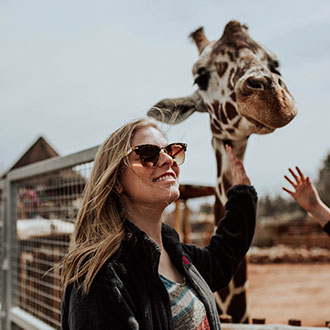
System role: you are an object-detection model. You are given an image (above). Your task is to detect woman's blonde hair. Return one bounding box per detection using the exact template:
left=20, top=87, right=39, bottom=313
left=61, top=117, right=160, bottom=294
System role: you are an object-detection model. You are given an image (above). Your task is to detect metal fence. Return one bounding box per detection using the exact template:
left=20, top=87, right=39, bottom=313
left=0, top=146, right=99, bottom=330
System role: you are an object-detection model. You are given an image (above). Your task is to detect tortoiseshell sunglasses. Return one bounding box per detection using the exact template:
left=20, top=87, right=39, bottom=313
left=129, top=143, right=187, bottom=168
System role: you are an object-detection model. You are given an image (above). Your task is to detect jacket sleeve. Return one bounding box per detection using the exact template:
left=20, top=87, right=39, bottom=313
left=323, top=221, right=330, bottom=237
left=181, top=185, right=257, bottom=292
left=61, top=269, right=139, bottom=330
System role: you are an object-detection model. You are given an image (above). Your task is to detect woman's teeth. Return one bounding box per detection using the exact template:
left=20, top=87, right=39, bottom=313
left=154, top=175, right=174, bottom=182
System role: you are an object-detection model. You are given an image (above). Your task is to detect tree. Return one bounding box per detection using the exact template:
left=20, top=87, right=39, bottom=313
left=199, top=202, right=213, bottom=215
left=316, top=151, right=330, bottom=207
left=258, top=194, right=301, bottom=217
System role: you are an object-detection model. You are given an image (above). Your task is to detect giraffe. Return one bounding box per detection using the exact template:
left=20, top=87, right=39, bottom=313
left=148, top=20, right=297, bottom=323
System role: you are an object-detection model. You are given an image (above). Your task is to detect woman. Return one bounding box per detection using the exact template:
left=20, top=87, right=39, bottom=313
left=283, top=166, right=330, bottom=236
left=61, top=118, right=257, bottom=330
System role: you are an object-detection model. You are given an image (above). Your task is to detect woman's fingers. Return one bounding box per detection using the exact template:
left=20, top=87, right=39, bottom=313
left=225, top=144, right=250, bottom=185
left=288, top=168, right=299, bottom=184
left=225, top=144, right=235, bottom=162
left=284, top=175, right=295, bottom=187
left=296, top=166, right=305, bottom=181
left=282, top=186, right=294, bottom=195
left=226, top=145, right=238, bottom=167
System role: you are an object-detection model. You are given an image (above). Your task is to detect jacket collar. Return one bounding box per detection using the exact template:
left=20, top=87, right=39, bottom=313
left=123, top=220, right=185, bottom=280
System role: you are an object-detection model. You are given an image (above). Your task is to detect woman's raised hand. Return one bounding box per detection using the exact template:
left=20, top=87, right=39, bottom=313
left=282, top=166, right=320, bottom=213
left=225, top=145, right=251, bottom=186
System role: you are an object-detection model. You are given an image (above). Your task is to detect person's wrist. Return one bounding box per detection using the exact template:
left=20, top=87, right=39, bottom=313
left=309, top=201, right=330, bottom=227
left=309, top=201, right=322, bottom=215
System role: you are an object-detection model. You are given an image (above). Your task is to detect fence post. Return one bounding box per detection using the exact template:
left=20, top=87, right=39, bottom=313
left=252, top=318, right=266, bottom=324
left=1, top=179, right=8, bottom=330
left=219, top=314, right=232, bottom=323
left=1, top=179, right=11, bottom=330
left=1, top=179, right=18, bottom=330
left=288, top=319, right=301, bottom=326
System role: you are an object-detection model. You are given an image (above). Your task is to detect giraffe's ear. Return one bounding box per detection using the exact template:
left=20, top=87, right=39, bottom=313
left=147, top=91, right=207, bottom=125
left=189, top=27, right=210, bottom=55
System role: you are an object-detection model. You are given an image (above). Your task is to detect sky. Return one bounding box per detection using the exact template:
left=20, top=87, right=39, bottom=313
left=2, top=0, right=330, bottom=198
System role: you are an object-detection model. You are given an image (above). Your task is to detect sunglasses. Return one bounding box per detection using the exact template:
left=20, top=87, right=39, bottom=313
left=129, top=143, right=187, bottom=168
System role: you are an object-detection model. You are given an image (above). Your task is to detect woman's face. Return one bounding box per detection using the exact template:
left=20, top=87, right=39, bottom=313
left=117, top=126, right=180, bottom=209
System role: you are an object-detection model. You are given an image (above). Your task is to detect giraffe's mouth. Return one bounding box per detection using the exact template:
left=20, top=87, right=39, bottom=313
left=244, top=115, right=275, bottom=133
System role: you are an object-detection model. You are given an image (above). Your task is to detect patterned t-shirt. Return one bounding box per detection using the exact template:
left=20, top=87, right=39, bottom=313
left=160, top=275, right=210, bottom=330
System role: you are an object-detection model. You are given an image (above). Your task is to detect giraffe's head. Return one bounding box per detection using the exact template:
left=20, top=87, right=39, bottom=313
left=148, top=20, right=297, bottom=140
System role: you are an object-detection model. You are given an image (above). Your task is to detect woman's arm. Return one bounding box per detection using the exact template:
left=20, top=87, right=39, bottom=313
left=283, top=166, right=330, bottom=233
left=182, top=145, right=257, bottom=291
left=225, top=144, right=251, bottom=186
left=182, top=185, right=257, bottom=291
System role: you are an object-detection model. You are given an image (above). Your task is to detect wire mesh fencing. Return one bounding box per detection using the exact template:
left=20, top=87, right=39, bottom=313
left=1, top=147, right=97, bottom=330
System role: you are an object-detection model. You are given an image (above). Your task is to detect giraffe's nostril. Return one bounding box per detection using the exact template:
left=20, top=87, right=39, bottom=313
left=246, top=78, right=265, bottom=90
left=244, top=76, right=273, bottom=92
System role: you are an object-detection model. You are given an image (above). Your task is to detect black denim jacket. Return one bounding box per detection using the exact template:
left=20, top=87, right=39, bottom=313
left=61, top=185, right=257, bottom=330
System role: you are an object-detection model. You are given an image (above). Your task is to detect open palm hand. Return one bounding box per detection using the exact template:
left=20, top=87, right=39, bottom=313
left=283, top=167, right=320, bottom=213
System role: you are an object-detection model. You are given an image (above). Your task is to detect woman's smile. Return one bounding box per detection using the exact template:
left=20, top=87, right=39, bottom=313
left=153, top=171, right=177, bottom=183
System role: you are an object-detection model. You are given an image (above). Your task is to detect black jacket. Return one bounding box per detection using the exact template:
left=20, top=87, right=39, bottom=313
left=61, top=185, right=257, bottom=330
left=323, top=221, right=330, bottom=236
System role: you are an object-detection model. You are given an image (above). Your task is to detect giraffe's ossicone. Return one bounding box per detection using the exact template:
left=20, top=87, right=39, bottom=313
left=148, top=20, right=297, bottom=323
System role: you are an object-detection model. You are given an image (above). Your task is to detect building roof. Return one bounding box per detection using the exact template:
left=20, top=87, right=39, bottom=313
left=3, top=136, right=59, bottom=177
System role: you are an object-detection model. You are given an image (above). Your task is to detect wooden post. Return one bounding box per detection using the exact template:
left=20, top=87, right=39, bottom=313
left=205, top=218, right=214, bottom=245
left=288, top=319, right=301, bottom=326
left=183, top=201, right=191, bottom=244
left=219, top=314, right=232, bottom=323
left=252, top=318, right=266, bottom=324
left=173, top=200, right=183, bottom=240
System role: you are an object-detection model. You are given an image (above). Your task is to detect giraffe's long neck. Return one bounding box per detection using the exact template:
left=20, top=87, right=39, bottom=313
left=211, top=136, right=250, bottom=323
left=212, top=136, right=248, bottom=223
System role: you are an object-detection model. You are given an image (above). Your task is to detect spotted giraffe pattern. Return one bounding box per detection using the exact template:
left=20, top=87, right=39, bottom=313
left=148, top=20, right=297, bottom=323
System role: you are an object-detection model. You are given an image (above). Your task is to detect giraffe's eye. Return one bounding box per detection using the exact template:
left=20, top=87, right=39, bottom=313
left=194, top=69, right=210, bottom=91
left=269, top=62, right=281, bottom=76
left=270, top=66, right=281, bottom=76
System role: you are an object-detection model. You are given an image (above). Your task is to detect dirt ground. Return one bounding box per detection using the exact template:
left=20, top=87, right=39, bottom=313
left=248, top=263, right=330, bottom=327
